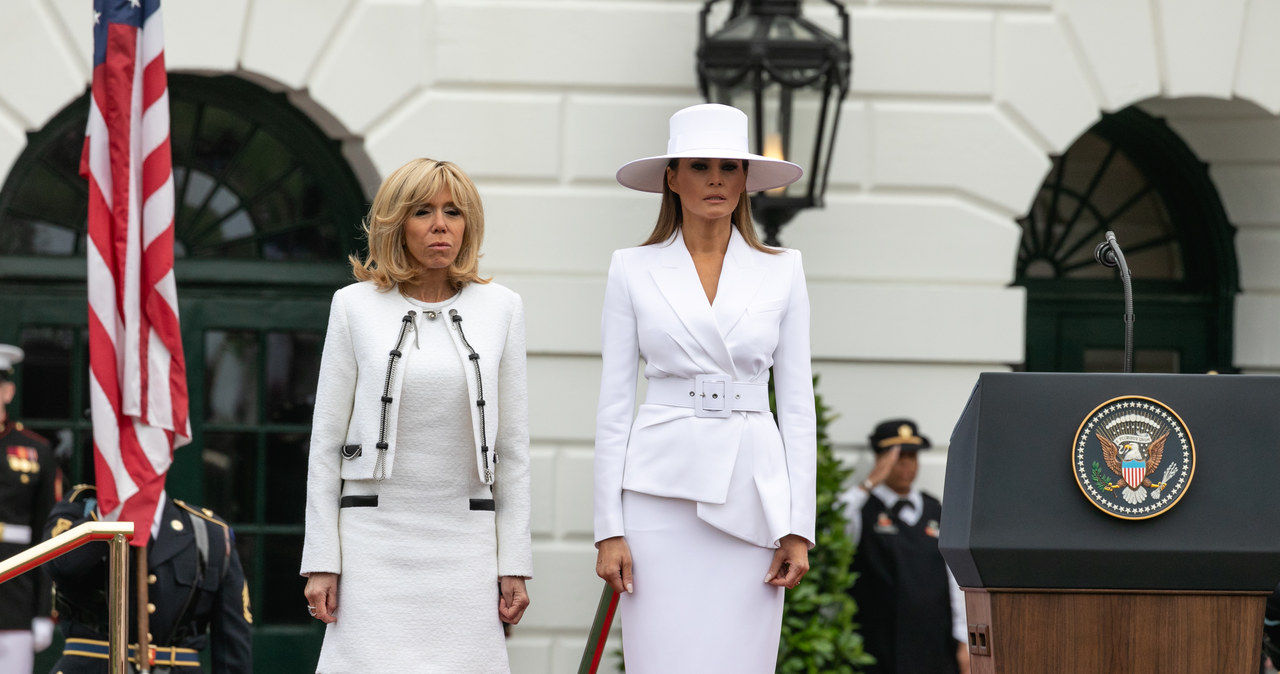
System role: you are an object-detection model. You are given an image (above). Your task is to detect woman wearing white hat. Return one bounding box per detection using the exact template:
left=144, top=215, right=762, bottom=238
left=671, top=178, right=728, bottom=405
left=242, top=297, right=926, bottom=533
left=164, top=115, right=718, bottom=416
left=594, top=104, right=817, bottom=672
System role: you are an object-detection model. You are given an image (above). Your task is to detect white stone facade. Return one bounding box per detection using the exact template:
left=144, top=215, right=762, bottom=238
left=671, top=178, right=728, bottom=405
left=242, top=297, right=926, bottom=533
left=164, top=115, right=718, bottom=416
left=5, top=0, right=1280, bottom=670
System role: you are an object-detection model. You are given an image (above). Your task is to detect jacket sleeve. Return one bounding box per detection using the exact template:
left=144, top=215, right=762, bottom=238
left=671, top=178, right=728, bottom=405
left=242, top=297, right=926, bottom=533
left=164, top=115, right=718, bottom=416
left=494, top=294, right=533, bottom=578
left=593, top=250, right=639, bottom=544
left=33, top=442, right=57, bottom=618
left=43, top=491, right=105, bottom=583
left=211, top=527, right=254, bottom=674
left=772, top=250, right=817, bottom=546
left=300, top=289, right=357, bottom=575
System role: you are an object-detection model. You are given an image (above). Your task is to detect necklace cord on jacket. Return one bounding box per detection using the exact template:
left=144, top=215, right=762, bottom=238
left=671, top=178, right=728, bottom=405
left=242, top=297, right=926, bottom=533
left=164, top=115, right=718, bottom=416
left=374, top=311, right=416, bottom=481
left=449, top=309, right=492, bottom=484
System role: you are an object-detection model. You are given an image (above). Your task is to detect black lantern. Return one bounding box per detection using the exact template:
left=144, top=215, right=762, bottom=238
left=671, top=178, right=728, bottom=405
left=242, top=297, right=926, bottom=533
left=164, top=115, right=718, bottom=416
left=697, top=0, right=852, bottom=246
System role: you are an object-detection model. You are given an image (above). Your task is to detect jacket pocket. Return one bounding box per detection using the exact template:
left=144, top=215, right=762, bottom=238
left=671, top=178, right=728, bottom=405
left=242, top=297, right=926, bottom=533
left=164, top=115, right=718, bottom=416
left=340, top=447, right=378, bottom=480
left=340, top=495, right=378, bottom=508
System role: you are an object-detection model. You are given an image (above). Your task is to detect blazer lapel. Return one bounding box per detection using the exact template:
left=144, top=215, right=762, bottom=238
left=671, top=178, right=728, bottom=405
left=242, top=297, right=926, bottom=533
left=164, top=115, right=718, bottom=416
left=148, top=500, right=190, bottom=567
left=712, top=228, right=765, bottom=338
left=649, top=233, right=736, bottom=375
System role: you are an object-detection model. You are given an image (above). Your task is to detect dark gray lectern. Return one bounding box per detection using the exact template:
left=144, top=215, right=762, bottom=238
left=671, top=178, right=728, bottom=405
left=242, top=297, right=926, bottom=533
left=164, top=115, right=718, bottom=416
left=941, top=372, right=1280, bottom=674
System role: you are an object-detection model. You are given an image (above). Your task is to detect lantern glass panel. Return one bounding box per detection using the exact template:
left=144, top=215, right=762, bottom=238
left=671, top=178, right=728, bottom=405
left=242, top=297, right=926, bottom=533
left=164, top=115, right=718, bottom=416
left=717, top=82, right=831, bottom=203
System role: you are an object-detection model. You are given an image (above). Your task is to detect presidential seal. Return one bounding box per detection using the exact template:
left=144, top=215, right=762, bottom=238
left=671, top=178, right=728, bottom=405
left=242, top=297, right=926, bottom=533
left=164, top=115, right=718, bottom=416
left=1072, top=396, right=1195, bottom=520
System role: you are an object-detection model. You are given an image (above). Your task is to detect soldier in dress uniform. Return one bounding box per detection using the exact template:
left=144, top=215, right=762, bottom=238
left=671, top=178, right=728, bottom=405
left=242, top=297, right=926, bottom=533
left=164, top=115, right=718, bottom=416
left=0, top=344, right=57, bottom=673
left=841, top=419, right=969, bottom=674
left=42, top=484, right=253, bottom=673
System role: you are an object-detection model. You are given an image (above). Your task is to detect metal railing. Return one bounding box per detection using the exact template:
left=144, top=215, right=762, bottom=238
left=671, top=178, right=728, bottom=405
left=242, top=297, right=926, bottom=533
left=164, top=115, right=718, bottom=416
left=0, top=521, right=134, bottom=674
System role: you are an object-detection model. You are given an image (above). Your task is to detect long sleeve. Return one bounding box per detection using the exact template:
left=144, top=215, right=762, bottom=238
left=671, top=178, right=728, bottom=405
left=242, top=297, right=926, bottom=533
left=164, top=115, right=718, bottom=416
left=841, top=485, right=870, bottom=544
left=32, top=443, right=56, bottom=618
left=494, top=295, right=533, bottom=577
left=593, top=250, right=640, bottom=544
left=212, top=531, right=254, bottom=674
left=44, top=493, right=105, bottom=582
left=772, top=250, right=817, bottom=545
left=948, top=565, right=968, bottom=643
left=300, top=289, right=358, bottom=575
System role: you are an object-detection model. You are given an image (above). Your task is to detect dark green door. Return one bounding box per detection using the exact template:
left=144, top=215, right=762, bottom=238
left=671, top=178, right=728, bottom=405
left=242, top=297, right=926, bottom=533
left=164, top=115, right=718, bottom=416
left=182, top=294, right=333, bottom=670
left=1026, top=297, right=1220, bottom=373
left=5, top=289, right=338, bottom=673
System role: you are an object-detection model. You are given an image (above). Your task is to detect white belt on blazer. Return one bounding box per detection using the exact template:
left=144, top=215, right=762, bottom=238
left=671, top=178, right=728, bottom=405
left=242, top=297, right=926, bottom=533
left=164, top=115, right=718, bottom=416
left=645, top=375, right=770, bottom=418
left=0, top=523, right=32, bottom=544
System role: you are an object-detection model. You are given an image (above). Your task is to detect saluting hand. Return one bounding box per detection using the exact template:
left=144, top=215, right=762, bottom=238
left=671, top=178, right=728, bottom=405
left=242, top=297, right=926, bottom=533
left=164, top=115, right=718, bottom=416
left=764, top=534, right=809, bottom=589
left=304, top=572, right=340, bottom=624
left=499, top=576, right=530, bottom=625
left=863, top=446, right=901, bottom=490
left=595, top=536, right=634, bottom=595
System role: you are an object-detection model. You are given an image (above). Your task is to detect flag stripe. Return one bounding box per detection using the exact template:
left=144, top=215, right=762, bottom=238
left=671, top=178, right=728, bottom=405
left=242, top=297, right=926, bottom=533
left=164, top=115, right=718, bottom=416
left=84, top=0, right=187, bottom=548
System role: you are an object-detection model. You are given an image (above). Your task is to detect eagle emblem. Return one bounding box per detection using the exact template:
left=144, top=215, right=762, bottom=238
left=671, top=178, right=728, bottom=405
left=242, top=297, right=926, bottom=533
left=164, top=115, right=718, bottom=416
left=1097, top=430, right=1169, bottom=504
left=1072, top=396, right=1195, bottom=520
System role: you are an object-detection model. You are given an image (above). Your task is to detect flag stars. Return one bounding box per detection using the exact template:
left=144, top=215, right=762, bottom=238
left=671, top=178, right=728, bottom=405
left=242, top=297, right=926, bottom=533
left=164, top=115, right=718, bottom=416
left=129, top=0, right=142, bottom=7
left=94, top=10, right=101, bottom=24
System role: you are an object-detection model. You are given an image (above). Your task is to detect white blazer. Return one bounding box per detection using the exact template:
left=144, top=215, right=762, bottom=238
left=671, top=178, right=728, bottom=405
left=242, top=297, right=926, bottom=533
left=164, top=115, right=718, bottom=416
left=300, top=280, right=533, bottom=577
left=593, top=228, right=817, bottom=549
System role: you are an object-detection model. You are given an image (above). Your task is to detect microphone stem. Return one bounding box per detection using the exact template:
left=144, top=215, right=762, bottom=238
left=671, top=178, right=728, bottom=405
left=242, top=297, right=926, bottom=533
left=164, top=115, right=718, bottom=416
left=1123, top=304, right=1134, bottom=374
left=1115, top=239, right=1134, bottom=374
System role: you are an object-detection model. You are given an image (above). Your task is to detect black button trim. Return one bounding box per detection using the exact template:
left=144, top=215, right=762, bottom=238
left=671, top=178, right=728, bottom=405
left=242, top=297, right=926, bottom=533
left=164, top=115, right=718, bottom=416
left=469, top=499, right=496, bottom=511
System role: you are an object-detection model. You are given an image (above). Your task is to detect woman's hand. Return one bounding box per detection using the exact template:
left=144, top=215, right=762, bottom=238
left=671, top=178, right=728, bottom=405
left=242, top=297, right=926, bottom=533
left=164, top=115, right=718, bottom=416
left=765, top=534, right=809, bottom=588
left=304, top=572, right=339, bottom=624
left=595, top=536, right=634, bottom=594
left=499, top=576, right=530, bottom=625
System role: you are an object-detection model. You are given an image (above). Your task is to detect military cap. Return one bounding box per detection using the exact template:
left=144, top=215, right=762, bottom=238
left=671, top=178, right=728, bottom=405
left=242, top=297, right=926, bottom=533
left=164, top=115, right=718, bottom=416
left=0, top=344, right=23, bottom=381
left=868, top=418, right=932, bottom=454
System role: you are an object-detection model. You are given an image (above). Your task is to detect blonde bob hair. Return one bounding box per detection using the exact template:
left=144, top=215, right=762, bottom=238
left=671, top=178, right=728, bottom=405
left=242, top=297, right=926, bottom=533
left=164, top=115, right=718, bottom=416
left=640, top=159, right=778, bottom=254
left=350, top=158, right=489, bottom=290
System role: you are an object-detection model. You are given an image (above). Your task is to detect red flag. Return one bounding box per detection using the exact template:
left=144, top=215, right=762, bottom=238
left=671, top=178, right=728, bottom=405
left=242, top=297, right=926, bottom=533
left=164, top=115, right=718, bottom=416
left=81, top=0, right=189, bottom=547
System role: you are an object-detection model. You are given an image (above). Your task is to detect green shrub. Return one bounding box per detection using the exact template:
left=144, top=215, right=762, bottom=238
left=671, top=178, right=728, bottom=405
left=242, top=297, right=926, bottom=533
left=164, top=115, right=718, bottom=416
left=776, top=377, right=874, bottom=673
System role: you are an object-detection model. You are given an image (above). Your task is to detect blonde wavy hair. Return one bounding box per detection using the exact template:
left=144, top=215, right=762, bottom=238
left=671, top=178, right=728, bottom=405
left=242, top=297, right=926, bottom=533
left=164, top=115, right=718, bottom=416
left=640, top=159, right=778, bottom=254
left=350, top=158, right=490, bottom=290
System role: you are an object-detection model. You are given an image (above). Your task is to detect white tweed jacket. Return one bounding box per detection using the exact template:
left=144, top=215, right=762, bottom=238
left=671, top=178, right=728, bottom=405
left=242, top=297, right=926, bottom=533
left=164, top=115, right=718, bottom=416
left=300, top=280, right=533, bottom=577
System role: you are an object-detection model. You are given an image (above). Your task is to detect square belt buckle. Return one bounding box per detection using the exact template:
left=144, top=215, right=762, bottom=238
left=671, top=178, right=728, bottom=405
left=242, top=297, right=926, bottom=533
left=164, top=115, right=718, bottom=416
left=693, top=374, right=732, bottom=418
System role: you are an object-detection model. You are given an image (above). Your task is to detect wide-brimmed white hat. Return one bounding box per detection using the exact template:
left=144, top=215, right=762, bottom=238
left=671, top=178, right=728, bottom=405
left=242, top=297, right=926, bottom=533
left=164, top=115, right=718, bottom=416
left=616, top=104, right=803, bottom=194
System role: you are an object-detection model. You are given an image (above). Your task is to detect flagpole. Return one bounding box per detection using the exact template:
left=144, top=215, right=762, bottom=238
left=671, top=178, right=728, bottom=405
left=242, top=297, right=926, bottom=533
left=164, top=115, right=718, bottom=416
left=577, top=585, right=620, bottom=674
left=136, top=546, right=150, bottom=673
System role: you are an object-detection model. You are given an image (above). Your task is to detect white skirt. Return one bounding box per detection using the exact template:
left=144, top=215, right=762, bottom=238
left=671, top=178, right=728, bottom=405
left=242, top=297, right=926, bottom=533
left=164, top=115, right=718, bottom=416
left=619, top=490, right=784, bottom=674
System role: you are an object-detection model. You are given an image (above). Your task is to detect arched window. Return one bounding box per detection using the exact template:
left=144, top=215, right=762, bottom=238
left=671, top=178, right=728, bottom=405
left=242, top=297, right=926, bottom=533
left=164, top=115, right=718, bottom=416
left=1016, top=107, right=1238, bottom=373
left=0, top=75, right=365, bottom=263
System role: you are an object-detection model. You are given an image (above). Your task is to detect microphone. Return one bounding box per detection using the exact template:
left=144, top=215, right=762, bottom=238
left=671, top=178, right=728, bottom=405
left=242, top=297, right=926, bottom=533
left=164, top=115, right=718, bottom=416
left=1094, top=235, right=1119, bottom=268
left=1094, top=231, right=1134, bottom=373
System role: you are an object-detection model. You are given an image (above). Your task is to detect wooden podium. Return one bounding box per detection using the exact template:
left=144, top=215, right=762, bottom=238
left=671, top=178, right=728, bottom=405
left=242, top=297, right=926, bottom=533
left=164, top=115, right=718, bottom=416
left=940, top=373, right=1280, bottom=674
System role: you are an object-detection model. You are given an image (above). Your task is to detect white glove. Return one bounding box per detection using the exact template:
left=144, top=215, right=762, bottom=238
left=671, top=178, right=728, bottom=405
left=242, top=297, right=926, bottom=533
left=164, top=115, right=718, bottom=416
left=31, top=617, right=54, bottom=652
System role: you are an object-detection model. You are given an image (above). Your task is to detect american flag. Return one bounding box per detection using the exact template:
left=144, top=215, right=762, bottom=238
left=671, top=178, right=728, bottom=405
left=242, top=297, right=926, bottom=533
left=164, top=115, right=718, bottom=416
left=81, top=0, right=189, bottom=547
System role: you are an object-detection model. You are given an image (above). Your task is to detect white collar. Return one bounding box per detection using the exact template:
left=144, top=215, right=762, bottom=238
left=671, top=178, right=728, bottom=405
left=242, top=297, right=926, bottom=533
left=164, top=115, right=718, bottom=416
left=871, top=484, right=921, bottom=513
left=151, top=490, right=166, bottom=540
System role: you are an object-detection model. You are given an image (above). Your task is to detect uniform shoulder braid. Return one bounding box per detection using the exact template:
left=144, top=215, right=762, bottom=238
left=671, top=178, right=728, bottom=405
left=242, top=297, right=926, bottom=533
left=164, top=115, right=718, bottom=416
left=172, top=499, right=231, bottom=534
left=66, top=484, right=97, bottom=503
